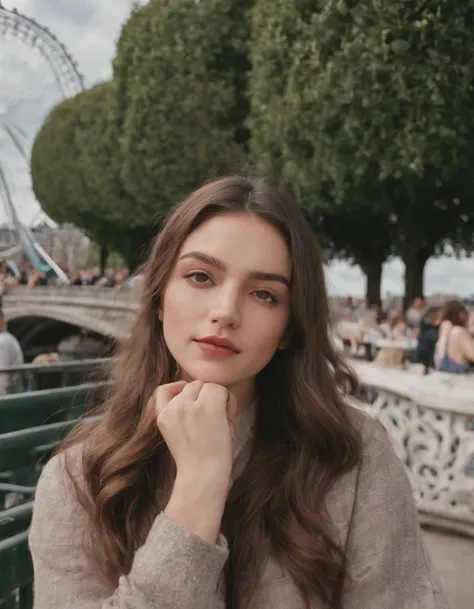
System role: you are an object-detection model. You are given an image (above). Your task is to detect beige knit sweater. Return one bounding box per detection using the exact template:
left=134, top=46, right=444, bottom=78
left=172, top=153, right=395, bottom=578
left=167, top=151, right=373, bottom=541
left=29, top=406, right=448, bottom=609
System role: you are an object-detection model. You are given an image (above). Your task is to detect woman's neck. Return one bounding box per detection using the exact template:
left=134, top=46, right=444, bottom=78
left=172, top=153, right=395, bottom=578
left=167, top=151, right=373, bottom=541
left=229, top=378, right=257, bottom=415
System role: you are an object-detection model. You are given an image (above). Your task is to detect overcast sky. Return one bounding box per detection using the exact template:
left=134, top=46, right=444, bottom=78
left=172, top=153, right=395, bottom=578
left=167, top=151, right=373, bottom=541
left=0, top=0, right=473, bottom=297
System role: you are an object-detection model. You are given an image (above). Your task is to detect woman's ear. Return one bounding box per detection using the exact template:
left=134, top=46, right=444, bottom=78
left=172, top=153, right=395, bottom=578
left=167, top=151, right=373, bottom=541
left=158, top=308, right=163, bottom=321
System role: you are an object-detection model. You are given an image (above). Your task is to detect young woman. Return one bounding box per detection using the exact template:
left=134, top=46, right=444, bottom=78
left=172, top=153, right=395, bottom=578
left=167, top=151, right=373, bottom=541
left=374, top=308, right=408, bottom=368
left=435, top=300, right=474, bottom=373
left=29, top=176, right=447, bottom=609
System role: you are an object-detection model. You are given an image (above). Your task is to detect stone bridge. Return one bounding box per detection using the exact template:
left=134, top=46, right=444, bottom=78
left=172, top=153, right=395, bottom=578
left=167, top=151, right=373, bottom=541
left=3, top=286, right=140, bottom=341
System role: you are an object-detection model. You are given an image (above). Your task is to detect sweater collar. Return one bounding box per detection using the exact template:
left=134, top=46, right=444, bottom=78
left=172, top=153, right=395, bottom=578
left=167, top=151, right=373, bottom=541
left=232, top=401, right=256, bottom=460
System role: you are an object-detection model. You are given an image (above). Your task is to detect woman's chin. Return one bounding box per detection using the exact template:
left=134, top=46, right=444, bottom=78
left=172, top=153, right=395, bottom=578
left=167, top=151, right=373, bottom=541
left=177, top=362, right=237, bottom=387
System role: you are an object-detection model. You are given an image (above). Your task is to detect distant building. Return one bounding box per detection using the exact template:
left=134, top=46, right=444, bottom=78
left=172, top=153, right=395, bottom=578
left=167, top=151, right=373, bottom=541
left=31, top=223, right=90, bottom=270
left=0, top=222, right=90, bottom=270
left=0, top=224, right=17, bottom=249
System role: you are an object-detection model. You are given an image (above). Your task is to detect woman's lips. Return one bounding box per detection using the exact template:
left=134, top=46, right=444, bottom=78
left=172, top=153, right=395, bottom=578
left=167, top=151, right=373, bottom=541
left=194, top=339, right=239, bottom=357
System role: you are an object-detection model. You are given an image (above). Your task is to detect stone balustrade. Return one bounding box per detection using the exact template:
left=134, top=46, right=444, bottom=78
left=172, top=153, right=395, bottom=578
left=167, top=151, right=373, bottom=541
left=352, top=360, right=474, bottom=536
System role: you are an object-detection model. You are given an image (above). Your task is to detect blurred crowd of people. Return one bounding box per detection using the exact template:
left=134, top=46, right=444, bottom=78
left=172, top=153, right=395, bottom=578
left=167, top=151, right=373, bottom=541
left=0, top=258, right=134, bottom=292
left=337, top=296, right=474, bottom=374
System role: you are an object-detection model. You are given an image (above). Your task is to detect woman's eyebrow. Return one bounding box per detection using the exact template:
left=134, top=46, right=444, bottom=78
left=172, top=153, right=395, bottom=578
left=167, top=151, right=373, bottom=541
left=179, top=251, right=291, bottom=288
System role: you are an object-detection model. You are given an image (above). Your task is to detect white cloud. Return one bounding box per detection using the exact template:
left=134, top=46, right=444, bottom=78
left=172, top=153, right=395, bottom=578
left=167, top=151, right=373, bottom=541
left=0, top=0, right=141, bottom=224
left=1, top=1, right=472, bottom=295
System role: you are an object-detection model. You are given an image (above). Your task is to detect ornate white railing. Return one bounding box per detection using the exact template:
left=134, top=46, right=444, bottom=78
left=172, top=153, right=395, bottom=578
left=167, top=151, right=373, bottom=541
left=352, top=360, right=474, bottom=536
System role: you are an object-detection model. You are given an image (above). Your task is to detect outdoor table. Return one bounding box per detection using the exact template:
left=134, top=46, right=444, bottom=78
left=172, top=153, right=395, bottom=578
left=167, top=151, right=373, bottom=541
left=375, top=338, right=418, bottom=351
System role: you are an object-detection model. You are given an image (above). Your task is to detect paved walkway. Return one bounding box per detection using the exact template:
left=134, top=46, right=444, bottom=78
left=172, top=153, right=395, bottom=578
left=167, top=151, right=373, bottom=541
left=423, top=528, right=474, bottom=609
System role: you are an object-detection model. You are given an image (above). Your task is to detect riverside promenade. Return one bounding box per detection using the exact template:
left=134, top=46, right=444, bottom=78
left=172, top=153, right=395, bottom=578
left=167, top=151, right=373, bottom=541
left=424, top=528, right=474, bottom=608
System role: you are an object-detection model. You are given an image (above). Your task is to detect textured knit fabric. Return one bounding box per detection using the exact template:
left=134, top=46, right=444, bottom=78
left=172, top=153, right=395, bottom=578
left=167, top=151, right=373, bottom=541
left=29, top=406, right=448, bottom=609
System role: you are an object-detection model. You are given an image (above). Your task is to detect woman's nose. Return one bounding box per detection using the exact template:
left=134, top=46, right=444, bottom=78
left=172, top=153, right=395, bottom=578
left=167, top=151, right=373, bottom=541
left=209, top=291, right=241, bottom=329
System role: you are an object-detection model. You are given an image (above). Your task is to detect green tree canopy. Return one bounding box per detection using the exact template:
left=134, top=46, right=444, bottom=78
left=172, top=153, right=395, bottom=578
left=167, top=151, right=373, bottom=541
left=30, top=94, right=110, bottom=247
left=316, top=199, right=396, bottom=306
left=32, top=0, right=253, bottom=269
left=74, top=81, right=156, bottom=268
left=31, top=83, right=154, bottom=269
left=250, top=0, right=474, bottom=301
left=112, top=0, right=251, bottom=211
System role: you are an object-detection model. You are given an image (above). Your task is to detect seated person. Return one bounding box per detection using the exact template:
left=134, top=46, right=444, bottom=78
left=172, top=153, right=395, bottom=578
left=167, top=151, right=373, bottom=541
left=435, top=300, right=474, bottom=373
left=405, top=297, right=425, bottom=337
left=378, top=308, right=406, bottom=339
left=375, top=309, right=407, bottom=367
left=412, top=307, right=442, bottom=369
left=468, top=311, right=474, bottom=337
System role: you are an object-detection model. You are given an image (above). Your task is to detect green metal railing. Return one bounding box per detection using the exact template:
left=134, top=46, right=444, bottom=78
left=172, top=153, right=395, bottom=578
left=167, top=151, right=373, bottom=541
left=0, top=357, right=113, bottom=607
left=0, top=502, right=34, bottom=541
left=0, top=417, right=102, bottom=489
left=0, top=528, right=32, bottom=608
left=0, top=357, right=113, bottom=394
left=0, top=384, right=109, bottom=492
left=0, top=381, right=111, bottom=435
left=0, top=415, right=99, bottom=608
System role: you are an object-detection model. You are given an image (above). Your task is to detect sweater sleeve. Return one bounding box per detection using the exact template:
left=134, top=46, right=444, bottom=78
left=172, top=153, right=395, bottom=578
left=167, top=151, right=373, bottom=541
left=342, top=417, right=449, bottom=609
left=28, top=453, right=228, bottom=609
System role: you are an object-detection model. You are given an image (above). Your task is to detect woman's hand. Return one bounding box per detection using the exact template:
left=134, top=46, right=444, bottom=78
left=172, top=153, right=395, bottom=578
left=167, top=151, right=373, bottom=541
left=155, top=380, right=236, bottom=482
left=154, top=380, right=237, bottom=543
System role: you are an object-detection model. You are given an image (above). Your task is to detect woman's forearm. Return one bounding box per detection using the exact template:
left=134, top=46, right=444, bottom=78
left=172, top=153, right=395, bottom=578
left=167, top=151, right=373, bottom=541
left=164, top=471, right=229, bottom=544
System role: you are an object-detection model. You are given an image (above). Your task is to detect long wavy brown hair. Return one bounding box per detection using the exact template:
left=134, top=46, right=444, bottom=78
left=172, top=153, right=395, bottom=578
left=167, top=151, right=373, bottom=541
left=61, top=175, right=362, bottom=609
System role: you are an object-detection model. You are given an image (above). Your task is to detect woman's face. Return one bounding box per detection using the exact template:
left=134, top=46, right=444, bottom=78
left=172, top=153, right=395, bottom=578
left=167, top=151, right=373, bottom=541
left=161, top=211, right=292, bottom=403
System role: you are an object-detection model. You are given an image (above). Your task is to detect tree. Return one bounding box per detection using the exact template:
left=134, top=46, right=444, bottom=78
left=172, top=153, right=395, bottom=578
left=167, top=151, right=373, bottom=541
left=250, top=0, right=474, bottom=302
left=112, top=0, right=251, bottom=212
left=32, top=1, right=254, bottom=269
left=31, top=95, right=110, bottom=249
left=31, top=84, right=152, bottom=270
left=248, top=0, right=396, bottom=303
left=74, top=81, right=156, bottom=269
left=85, top=243, right=125, bottom=270
left=315, top=196, right=395, bottom=306
left=300, top=169, right=397, bottom=305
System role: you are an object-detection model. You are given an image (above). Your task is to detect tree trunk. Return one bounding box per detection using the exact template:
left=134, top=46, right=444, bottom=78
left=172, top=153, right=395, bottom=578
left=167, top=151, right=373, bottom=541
left=99, top=245, right=109, bottom=276
left=402, top=248, right=432, bottom=308
left=362, top=262, right=382, bottom=307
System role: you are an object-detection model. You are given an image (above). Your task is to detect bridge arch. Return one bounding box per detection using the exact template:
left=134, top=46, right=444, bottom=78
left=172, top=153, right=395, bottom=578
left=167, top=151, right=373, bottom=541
left=4, top=310, right=119, bottom=362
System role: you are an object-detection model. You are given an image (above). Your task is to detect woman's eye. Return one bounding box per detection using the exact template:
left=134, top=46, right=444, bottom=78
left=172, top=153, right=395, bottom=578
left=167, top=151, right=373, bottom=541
left=185, top=272, right=211, bottom=284
left=254, top=290, right=277, bottom=304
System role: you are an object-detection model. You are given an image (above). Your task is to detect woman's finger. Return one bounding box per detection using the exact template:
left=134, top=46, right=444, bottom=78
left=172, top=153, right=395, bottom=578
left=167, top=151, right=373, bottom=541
left=179, top=380, right=205, bottom=402
left=155, top=380, right=187, bottom=415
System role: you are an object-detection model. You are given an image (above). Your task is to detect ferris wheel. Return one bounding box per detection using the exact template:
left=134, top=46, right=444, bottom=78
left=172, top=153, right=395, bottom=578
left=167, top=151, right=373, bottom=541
left=0, top=2, right=85, bottom=281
